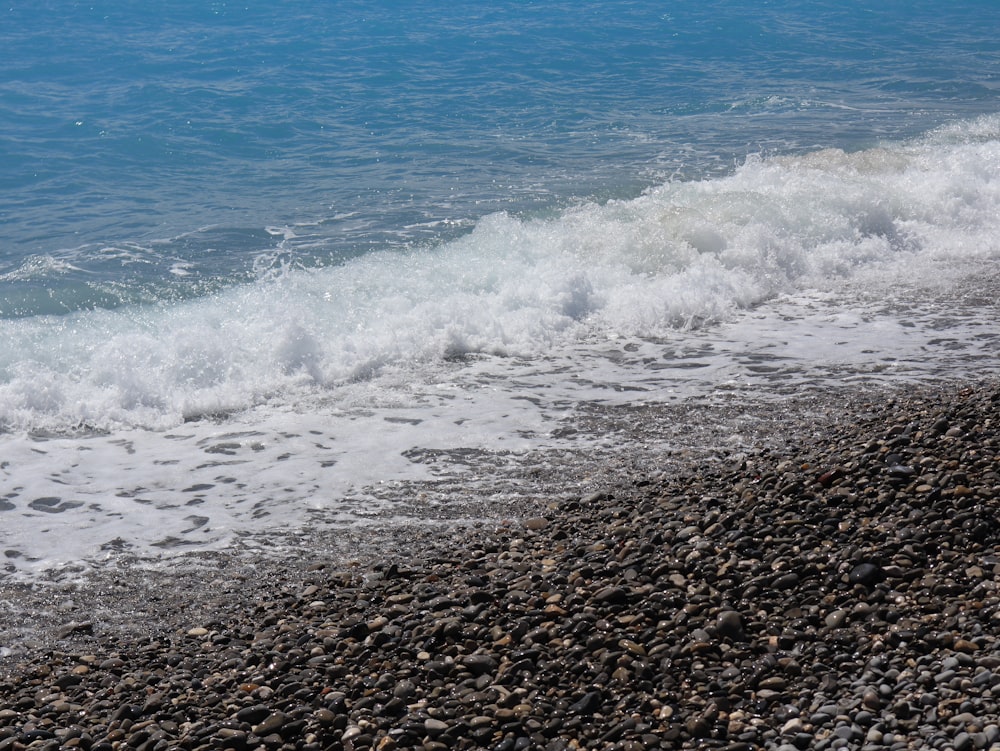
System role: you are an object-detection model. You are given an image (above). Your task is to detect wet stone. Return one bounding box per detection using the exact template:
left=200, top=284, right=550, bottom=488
left=849, top=562, right=885, bottom=586
left=825, top=609, right=849, bottom=628
left=252, top=712, right=288, bottom=736
left=591, top=587, right=628, bottom=605
left=462, top=654, right=497, bottom=676
left=716, top=610, right=745, bottom=640
left=424, top=719, right=449, bottom=736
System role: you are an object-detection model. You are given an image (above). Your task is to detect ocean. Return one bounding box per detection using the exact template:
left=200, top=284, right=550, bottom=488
left=1, top=1, right=999, bottom=581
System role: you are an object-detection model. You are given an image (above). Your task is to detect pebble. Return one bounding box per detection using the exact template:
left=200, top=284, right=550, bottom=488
left=424, top=719, right=449, bottom=736
left=522, top=517, right=549, bottom=531
left=252, top=712, right=287, bottom=736
left=826, top=610, right=849, bottom=629
left=781, top=718, right=805, bottom=735
left=716, top=610, right=745, bottom=640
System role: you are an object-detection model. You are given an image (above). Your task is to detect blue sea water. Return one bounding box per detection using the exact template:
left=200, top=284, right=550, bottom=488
left=1, top=1, right=1000, bottom=578
left=3, top=1, right=997, bottom=312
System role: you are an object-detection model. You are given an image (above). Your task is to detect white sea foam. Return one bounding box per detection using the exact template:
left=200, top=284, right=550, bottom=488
left=0, top=255, right=82, bottom=282
left=2, top=117, right=999, bottom=577
left=7, top=121, right=1000, bottom=430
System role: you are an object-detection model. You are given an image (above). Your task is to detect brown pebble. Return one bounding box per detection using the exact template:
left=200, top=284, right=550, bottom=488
left=862, top=689, right=881, bottom=709
left=314, top=708, right=337, bottom=724
left=619, top=639, right=646, bottom=656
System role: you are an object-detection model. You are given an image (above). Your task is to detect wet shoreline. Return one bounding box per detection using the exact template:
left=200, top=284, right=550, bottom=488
left=2, top=379, right=999, bottom=749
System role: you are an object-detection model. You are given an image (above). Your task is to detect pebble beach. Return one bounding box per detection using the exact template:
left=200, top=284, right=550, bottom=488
left=2, top=379, right=1000, bottom=751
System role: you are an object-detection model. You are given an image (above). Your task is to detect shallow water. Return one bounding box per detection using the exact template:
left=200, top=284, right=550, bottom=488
left=3, top=255, right=999, bottom=580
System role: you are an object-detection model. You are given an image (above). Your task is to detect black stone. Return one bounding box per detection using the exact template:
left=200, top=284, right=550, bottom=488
left=849, top=562, right=885, bottom=586
left=568, top=691, right=603, bottom=715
